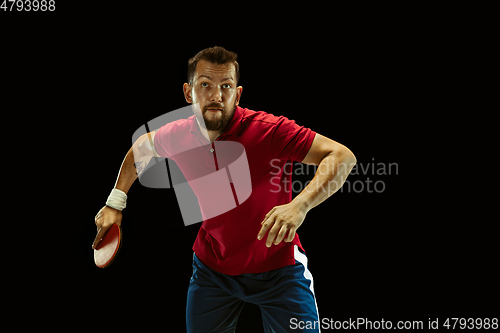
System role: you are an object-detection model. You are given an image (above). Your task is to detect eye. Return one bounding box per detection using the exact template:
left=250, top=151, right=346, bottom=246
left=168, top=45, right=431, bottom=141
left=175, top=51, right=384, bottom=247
left=201, top=82, right=209, bottom=88
left=222, top=84, right=231, bottom=89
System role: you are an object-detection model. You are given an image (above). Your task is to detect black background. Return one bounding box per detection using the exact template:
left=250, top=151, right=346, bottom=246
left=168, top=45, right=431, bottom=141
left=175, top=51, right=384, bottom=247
left=2, top=3, right=497, bottom=332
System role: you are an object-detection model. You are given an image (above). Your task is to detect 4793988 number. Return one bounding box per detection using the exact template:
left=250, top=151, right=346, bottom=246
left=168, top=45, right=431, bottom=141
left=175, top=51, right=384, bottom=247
left=443, top=318, right=498, bottom=330
left=1, top=0, right=56, bottom=11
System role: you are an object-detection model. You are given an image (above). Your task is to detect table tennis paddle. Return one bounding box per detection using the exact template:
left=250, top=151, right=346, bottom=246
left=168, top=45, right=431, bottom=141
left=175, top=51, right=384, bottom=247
left=94, top=224, right=122, bottom=268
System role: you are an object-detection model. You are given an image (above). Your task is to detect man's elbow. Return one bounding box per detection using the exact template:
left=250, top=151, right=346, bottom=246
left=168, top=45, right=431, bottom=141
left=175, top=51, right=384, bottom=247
left=334, top=146, right=356, bottom=171
left=346, top=148, right=356, bottom=166
left=135, top=133, right=156, bottom=157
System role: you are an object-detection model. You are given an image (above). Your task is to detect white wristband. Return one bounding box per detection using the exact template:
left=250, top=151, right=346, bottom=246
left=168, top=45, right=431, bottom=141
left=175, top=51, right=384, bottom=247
left=106, top=188, right=127, bottom=211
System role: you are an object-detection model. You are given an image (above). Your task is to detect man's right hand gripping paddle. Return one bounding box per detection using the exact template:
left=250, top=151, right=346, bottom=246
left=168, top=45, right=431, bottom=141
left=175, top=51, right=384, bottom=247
left=93, top=206, right=123, bottom=268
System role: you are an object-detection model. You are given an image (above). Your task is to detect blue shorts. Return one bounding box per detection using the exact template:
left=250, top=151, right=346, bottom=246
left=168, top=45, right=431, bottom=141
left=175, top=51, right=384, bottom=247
left=186, top=245, right=320, bottom=333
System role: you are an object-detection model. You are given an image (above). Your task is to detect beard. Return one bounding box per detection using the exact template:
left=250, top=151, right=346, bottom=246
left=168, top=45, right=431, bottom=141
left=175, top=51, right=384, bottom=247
left=200, top=101, right=237, bottom=131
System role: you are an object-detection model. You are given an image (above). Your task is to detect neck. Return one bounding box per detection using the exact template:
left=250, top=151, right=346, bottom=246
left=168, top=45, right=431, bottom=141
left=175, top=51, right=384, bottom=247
left=207, top=130, right=222, bottom=142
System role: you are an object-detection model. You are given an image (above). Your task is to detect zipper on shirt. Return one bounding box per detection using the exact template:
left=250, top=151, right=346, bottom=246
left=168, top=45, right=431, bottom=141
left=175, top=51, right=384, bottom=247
left=210, top=135, right=225, bottom=170
left=210, top=141, right=219, bottom=170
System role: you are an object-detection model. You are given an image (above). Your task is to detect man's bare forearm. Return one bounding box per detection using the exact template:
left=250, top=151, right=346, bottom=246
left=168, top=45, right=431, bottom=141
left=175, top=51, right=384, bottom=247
left=293, top=151, right=356, bottom=212
left=112, top=147, right=139, bottom=194
left=113, top=133, right=156, bottom=194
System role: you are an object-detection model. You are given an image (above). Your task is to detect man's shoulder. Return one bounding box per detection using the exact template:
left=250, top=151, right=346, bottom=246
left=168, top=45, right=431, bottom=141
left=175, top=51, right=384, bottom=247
left=155, top=115, right=195, bottom=146
left=160, top=115, right=195, bottom=133
left=171, top=115, right=195, bottom=128
left=240, top=107, right=287, bottom=127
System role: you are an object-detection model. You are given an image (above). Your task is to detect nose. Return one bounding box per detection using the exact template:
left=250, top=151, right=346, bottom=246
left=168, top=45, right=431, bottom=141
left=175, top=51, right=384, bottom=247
left=210, top=86, right=223, bottom=103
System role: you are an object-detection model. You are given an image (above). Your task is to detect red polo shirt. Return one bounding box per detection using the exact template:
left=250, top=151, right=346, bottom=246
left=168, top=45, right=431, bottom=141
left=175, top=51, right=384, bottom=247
left=154, top=106, right=316, bottom=275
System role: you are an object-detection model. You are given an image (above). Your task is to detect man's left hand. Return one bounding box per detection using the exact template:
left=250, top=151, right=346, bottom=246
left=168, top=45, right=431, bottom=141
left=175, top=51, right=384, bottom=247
left=257, top=201, right=308, bottom=247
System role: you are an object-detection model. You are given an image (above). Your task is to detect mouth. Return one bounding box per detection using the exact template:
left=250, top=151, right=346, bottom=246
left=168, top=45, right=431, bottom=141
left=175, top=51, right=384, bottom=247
left=206, top=108, right=222, bottom=113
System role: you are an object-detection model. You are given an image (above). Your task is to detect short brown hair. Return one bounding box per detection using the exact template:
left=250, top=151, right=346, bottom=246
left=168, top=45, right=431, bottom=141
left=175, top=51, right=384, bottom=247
left=187, top=46, right=240, bottom=85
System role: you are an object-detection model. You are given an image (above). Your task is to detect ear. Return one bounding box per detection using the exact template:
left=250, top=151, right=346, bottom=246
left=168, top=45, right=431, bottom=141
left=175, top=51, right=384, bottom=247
left=235, top=86, right=243, bottom=106
left=183, top=83, right=193, bottom=104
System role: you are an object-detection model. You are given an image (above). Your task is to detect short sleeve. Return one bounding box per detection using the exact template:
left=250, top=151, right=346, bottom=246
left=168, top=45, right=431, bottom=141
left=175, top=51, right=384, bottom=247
left=271, top=117, right=316, bottom=162
left=153, top=122, right=174, bottom=158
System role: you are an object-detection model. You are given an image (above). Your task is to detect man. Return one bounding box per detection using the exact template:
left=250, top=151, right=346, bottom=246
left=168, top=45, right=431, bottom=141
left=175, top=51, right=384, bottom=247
left=93, top=46, right=356, bottom=332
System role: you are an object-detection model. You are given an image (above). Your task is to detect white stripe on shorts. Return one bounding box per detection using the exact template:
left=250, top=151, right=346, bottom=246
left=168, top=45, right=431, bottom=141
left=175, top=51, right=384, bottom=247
left=294, top=244, right=320, bottom=331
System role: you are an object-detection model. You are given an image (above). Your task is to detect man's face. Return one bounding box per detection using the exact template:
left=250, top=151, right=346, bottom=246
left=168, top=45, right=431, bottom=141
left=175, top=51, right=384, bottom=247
left=184, top=59, right=243, bottom=131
